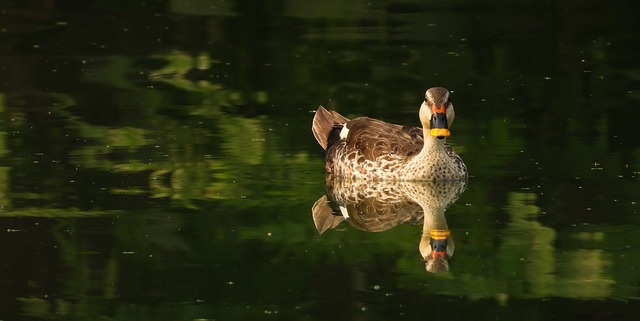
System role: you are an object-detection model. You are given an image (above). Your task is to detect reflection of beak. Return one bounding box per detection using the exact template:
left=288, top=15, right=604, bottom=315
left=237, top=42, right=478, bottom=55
left=429, top=107, right=450, bottom=139
left=430, top=237, right=448, bottom=259
left=429, top=230, right=451, bottom=259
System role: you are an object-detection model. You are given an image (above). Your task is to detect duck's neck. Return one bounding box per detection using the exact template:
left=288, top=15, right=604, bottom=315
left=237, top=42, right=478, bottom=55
left=422, top=204, right=449, bottom=231
left=420, top=131, right=447, bottom=156
left=405, top=130, right=450, bottom=180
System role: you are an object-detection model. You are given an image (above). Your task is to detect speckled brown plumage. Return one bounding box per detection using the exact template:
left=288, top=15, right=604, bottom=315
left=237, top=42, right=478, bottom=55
left=312, top=87, right=468, bottom=181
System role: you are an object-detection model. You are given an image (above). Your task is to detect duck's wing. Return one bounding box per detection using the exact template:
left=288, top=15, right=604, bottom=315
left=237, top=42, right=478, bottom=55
left=344, top=117, right=424, bottom=161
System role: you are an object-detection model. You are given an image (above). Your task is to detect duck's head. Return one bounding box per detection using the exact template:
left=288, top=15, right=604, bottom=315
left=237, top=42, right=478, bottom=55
left=419, top=87, right=456, bottom=140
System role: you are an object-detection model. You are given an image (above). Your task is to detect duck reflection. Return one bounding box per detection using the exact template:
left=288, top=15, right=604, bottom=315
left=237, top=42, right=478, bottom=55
left=312, top=177, right=467, bottom=273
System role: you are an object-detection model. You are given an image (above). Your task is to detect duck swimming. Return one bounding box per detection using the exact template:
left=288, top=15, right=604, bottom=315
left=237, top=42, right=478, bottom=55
left=312, top=87, right=467, bottom=181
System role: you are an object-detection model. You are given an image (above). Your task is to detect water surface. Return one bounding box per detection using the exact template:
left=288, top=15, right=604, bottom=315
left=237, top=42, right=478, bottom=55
left=1, top=1, right=640, bottom=320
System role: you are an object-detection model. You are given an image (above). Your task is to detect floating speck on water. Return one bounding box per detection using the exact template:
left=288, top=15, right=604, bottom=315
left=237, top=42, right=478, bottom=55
left=373, top=285, right=381, bottom=290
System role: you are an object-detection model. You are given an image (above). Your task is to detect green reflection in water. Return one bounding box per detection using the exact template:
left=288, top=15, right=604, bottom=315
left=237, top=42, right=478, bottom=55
left=0, top=0, right=640, bottom=320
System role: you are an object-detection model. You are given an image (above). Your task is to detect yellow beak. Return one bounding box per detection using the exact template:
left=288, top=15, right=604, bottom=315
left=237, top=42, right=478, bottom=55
left=429, top=128, right=451, bottom=138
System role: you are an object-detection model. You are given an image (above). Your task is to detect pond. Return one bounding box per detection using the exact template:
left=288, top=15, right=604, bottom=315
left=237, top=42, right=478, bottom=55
left=1, top=1, right=640, bottom=320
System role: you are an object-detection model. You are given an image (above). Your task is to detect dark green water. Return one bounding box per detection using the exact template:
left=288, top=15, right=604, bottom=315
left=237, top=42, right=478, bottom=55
left=1, top=1, right=640, bottom=320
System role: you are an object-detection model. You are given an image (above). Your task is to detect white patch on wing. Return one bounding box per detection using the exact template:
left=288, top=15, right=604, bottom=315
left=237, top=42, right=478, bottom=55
left=339, top=206, right=350, bottom=219
left=339, top=123, right=349, bottom=139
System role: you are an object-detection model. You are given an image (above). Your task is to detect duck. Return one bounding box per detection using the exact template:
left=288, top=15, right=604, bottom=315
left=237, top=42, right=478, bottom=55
left=312, top=87, right=467, bottom=181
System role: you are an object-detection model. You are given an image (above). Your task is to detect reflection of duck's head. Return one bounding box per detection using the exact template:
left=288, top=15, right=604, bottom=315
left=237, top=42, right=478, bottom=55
left=419, top=229, right=455, bottom=273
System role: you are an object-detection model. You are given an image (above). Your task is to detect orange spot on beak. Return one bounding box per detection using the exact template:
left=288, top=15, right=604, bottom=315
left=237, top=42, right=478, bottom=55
left=432, top=105, right=446, bottom=114
left=432, top=250, right=447, bottom=259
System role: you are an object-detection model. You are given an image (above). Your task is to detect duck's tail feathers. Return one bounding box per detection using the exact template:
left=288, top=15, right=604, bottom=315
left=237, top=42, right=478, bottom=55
left=312, top=106, right=349, bottom=150
left=312, top=195, right=344, bottom=234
